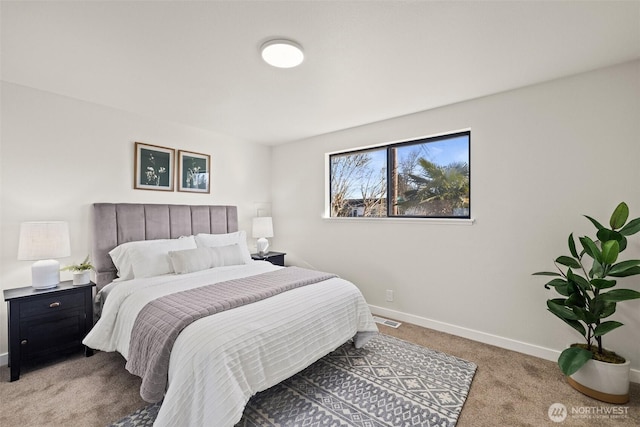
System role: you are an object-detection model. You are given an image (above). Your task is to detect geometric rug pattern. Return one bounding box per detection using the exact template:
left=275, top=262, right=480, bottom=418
left=110, top=334, right=477, bottom=427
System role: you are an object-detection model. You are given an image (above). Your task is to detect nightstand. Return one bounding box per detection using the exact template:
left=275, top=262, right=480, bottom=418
left=251, top=251, right=286, bottom=266
left=3, top=281, right=95, bottom=381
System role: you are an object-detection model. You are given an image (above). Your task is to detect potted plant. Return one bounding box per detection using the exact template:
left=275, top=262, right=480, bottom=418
left=534, top=202, right=640, bottom=404
left=61, top=255, right=94, bottom=285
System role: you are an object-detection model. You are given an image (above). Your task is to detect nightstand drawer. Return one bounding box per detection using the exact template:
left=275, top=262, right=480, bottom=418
left=19, top=291, right=85, bottom=318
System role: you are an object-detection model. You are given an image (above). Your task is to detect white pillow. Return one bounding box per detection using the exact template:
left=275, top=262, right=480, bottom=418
left=169, top=244, right=246, bottom=274
left=109, top=245, right=135, bottom=281
left=109, top=236, right=197, bottom=279
left=168, top=247, right=215, bottom=274
left=194, top=231, right=252, bottom=264
left=210, top=244, right=245, bottom=267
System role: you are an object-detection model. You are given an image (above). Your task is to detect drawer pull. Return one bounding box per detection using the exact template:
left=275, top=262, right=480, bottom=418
left=49, top=302, right=61, bottom=308
left=21, top=340, right=27, bottom=345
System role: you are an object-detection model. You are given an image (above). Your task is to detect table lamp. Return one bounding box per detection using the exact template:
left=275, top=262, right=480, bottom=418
left=18, top=221, right=71, bottom=289
left=252, top=217, right=273, bottom=256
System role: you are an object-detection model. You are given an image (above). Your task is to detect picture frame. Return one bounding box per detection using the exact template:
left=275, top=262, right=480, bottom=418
left=134, top=142, right=175, bottom=191
left=178, top=150, right=211, bottom=193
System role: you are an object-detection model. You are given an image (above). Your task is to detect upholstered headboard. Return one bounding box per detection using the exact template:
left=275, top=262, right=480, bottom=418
left=92, top=203, right=238, bottom=288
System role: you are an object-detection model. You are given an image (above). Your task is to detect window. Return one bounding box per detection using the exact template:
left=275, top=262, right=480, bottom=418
left=329, top=131, right=470, bottom=218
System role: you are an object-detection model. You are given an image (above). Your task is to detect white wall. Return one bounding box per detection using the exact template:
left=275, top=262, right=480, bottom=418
left=271, top=61, right=640, bottom=377
left=0, top=82, right=272, bottom=355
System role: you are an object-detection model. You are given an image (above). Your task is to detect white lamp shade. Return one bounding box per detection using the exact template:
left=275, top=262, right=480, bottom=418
left=252, top=217, right=274, bottom=238
left=18, top=221, right=71, bottom=289
left=18, top=221, right=71, bottom=260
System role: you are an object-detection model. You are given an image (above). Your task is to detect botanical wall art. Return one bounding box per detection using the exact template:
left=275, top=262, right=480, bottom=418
left=134, top=142, right=174, bottom=191
left=178, top=150, right=210, bottom=193
left=133, top=142, right=211, bottom=193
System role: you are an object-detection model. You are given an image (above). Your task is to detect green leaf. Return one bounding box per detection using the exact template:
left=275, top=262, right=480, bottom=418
left=599, top=301, right=617, bottom=319
left=600, top=289, right=640, bottom=302
left=589, top=296, right=604, bottom=323
left=555, top=283, right=570, bottom=296
left=590, top=278, right=616, bottom=289
left=619, top=217, right=640, bottom=236
left=610, top=202, right=629, bottom=230
left=596, top=228, right=614, bottom=241
left=601, top=240, right=619, bottom=265
left=579, top=236, right=601, bottom=262
left=590, top=259, right=604, bottom=279
left=532, top=271, right=562, bottom=277
left=608, top=260, right=640, bottom=276
left=618, top=235, right=628, bottom=252
left=543, top=278, right=568, bottom=290
left=573, top=307, right=597, bottom=324
left=566, top=293, right=586, bottom=308
left=558, top=347, right=593, bottom=376
left=594, top=321, right=623, bottom=337
left=566, top=279, right=580, bottom=296
left=596, top=229, right=624, bottom=245
left=584, top=215, right=606, bottom=231
left=547, top=299, right=579, bottom=320
left=608, top=265, right=640, bottom=277
left=568, top=233, right=578, bottom=259
left=556, top=256, right=581, bottom=269
left=569, top=273, right=591, bottom=291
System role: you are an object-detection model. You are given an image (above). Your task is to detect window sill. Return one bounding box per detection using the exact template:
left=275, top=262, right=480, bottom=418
left=322, top=216, right=476, bottom=225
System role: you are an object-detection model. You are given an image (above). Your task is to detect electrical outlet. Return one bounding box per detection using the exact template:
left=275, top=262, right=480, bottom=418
left=386, top=289, right=393, bottom=302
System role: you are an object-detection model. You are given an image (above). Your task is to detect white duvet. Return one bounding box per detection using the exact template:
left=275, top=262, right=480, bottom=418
left=83, top=261, right=378, bottom=427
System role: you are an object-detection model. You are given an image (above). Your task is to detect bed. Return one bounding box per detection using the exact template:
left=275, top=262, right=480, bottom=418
left=83, top=203, right=378, bottom=427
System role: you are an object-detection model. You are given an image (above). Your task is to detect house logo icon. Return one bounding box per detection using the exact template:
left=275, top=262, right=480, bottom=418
left=548, top=403, right=567, bottom=423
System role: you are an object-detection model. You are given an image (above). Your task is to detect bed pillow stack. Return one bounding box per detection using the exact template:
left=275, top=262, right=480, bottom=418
left=108, top=231, right=253, bottom=280
left=109, top=236, right=197, bottom=280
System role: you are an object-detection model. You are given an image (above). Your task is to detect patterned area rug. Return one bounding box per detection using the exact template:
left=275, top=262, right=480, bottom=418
left=110, top=334, right=476, bottom=427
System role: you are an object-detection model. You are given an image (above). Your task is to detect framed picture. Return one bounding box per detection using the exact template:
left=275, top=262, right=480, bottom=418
left=134, top=142, right=175, bottom=191
left=178, top=150, right=211, bottom=193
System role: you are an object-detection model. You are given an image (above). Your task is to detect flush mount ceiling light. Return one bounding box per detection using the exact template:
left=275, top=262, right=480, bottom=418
left=261, top=39, right=304, bottom=68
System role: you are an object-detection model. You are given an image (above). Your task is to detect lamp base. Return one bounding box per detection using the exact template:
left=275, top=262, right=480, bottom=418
left=31, top=259, right=61, bottom=289
left=256, top=237, right=270, bottom=256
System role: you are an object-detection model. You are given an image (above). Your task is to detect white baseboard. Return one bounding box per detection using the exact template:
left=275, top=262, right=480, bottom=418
left=0, top=352, right=7, bottom=367
left=369, top=305, right=640, bottom=384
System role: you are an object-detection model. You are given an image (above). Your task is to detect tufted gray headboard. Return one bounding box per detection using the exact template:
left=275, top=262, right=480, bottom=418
left=92, top=203, right=238, bottom=289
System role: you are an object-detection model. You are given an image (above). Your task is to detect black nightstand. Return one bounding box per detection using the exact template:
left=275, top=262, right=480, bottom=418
left=251, top=251, right=286, bottom=266
left=3, top=281, right=95, bottom=381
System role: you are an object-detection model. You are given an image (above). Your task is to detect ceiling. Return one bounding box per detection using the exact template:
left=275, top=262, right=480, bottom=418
left=2, top=1, right=639, bottom=146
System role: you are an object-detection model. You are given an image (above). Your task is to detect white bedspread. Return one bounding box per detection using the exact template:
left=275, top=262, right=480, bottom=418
left=83, top=261, right=378, bottom=427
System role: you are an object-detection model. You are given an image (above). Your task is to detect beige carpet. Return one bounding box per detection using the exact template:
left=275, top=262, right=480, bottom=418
left=1, top=321, right=638, bottom=427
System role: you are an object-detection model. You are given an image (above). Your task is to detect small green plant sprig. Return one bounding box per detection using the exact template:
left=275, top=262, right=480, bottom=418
left=533, top=202, right=640, bottom=376
left=61, top=255, right=95, bottom=272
